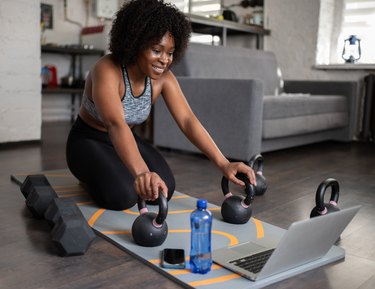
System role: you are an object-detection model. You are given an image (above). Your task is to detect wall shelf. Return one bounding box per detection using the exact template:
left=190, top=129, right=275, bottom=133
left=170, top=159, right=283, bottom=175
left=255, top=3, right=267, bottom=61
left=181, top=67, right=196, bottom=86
left=188, top=14, right=270, bottom=49
left=41, top=45, right=104, bottom=121
left=314, top=64, right=375, bottom=71
left=41, top=45, right=105, bottom=56
left=42, top=87, right=83, bottom=94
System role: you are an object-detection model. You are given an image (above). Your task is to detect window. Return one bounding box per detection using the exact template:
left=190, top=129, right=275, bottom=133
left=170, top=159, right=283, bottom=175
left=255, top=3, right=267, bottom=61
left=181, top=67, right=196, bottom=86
left=166, top=0, right=222, bottom=45
left=189, top=0, right=222, bottom=16
left=337, top=0, right=375, bottom=63
left=165, top=0, right=189, bottom=12
left=319, top=0, right=375, bottom=64
left=165, top=0, right=222, bottom=17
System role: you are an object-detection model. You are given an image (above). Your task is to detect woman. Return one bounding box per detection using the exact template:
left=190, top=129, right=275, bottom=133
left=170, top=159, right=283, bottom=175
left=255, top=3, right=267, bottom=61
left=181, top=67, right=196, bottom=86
left=66, top=0, right=256, bottom=210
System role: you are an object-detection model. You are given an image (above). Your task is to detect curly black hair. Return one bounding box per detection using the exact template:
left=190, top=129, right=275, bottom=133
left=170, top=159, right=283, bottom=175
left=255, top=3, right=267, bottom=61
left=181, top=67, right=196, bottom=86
left=109, top=0, right=192, bottom=67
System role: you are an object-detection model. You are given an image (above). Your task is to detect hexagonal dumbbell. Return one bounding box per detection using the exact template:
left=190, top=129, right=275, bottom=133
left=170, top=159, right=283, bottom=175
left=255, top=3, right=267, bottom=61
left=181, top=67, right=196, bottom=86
left=20, top=174, right=52, bottom=198
left=44, top=198, right=79, bottom=227
left=20, top=175, right=57, bottom=219
left=46, top=198, right=96, bottom=256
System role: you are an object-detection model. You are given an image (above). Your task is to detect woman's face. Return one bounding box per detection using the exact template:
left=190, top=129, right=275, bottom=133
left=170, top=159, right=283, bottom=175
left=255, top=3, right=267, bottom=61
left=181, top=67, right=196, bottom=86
left=137, top=32, right=175, bottom=79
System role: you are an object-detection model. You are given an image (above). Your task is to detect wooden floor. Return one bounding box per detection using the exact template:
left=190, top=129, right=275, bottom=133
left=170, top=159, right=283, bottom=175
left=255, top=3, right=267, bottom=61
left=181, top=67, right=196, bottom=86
left=1, top=121, right=374, bottom=289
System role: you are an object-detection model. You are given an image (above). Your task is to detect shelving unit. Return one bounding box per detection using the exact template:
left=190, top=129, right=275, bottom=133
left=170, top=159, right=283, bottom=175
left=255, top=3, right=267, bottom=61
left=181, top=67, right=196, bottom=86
left=188, top=14, right=270, bottom=49
left=41, top=45, right=104, bottom=121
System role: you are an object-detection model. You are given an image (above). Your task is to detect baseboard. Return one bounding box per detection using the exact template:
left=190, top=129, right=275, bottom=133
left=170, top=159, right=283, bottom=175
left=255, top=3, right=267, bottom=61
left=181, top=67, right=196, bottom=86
left=0, top=139, right=41, bottom=149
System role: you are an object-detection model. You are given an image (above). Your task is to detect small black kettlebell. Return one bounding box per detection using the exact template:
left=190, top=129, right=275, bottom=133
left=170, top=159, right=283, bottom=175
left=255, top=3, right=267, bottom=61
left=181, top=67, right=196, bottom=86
left=248, top=154, right=267, bottom=196
left=131, top=192, right=168, bottom=247
left=310, top=178, right=340, bottom=218
left=221, top=173, right=255, bottom=224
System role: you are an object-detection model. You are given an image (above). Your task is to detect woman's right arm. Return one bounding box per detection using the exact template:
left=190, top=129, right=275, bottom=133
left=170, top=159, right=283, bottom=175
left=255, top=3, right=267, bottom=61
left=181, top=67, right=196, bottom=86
left=90, top=58, right=167, bottom=200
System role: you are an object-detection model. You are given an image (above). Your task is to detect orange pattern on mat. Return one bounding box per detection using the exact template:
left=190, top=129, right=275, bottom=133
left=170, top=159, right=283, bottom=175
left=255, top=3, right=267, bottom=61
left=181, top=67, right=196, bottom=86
left=123, top=207, right=220, bottom=215
left=98, top=229, right=238, bottom=247
left=253, top=218, right=265, bottom=239
left=188, top=273, right=241, bottom=286
left=88, top=211, right=264, bottom=245
left=88, top=208, right=106, bottom=227
left=171, top=195, right=189, bottom=199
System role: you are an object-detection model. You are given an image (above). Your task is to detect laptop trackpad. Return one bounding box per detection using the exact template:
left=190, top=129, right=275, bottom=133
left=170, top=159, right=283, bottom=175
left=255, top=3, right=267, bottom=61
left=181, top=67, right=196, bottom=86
left=231, top=242, right=267, bottom=255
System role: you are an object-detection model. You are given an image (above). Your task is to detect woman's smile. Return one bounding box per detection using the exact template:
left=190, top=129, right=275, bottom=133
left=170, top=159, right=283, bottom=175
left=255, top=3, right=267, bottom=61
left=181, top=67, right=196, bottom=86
left=152, top=64, right=165, bottom=74
left=137, top=32, right=175, bottom=79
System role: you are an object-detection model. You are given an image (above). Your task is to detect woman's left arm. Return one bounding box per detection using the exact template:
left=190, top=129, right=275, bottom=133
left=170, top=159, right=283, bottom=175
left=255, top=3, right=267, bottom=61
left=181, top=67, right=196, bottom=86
left=160, top=71, right=256, bottom=187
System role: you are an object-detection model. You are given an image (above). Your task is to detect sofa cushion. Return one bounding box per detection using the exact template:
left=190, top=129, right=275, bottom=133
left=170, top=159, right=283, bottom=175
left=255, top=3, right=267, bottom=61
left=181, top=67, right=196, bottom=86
left=172, top=43, right=282, bottom=96
left=262, top=94, right=349, bottom=139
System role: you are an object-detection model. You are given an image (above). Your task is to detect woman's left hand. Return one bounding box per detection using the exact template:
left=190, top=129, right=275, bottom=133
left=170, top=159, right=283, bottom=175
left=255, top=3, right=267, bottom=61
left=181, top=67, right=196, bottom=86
left=222, top=162, right=257, bottom=188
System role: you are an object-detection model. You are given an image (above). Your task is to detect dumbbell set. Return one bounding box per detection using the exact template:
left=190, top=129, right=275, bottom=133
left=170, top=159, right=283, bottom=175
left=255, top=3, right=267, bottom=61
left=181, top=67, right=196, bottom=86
left=20, top=174, right=96, bottom=256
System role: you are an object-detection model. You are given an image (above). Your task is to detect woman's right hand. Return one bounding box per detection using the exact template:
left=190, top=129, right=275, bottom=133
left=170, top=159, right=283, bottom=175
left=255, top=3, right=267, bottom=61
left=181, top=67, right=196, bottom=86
left=134, top=172, right=168, bottom=201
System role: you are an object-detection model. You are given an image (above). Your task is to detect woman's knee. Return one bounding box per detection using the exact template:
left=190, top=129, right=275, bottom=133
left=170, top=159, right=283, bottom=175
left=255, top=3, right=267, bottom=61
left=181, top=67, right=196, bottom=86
left=105, top=196, right=137, bottom=211
left=87, top=184, right=138, bottom=211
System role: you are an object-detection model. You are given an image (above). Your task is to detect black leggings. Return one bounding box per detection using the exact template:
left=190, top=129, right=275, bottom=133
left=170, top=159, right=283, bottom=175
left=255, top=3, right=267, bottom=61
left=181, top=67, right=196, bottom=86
left=66, top=116, right=175, bottom=210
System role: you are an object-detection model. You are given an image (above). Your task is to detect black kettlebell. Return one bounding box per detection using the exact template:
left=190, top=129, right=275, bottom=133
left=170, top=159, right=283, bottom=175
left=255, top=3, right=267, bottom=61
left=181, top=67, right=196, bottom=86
left=310, top=178, right=340, bottom=218
left=248, top=154, right=267, bottom=196
left=221, top=173, right=255, bottom=224
left=131, top=192, right=168, bottom=247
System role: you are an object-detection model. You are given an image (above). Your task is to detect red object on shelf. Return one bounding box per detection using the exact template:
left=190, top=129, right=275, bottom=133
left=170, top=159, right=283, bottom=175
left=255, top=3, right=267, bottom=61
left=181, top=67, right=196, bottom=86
left=45, top=65, right=58, bottom=87
left=81, top=25, right=105, bottom=35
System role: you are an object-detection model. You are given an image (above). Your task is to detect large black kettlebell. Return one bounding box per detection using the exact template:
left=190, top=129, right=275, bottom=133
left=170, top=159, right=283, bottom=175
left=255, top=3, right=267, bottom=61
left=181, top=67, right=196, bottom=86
left=248, top=154, right=267, bottom=196
left=131, top=192, right=168, bottom=247
left=221, top=173, right=255, bottom=224
left=310, top=178, right=340, bottom=218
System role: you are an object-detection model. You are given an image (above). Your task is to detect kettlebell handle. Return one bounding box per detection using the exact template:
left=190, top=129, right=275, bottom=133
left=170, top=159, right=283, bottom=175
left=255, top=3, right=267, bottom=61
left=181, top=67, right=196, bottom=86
left=316, top=178, right=339, bottom=212
left=137, top=192, right=168, bottom=226
left=248, top=154, right=264, bottom=174
left=221, top=173, right=255, bottom=206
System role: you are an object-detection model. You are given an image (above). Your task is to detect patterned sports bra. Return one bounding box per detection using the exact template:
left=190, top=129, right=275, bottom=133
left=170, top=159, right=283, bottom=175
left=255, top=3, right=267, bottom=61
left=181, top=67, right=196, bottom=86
left=81, top=66, right=152, bottom=126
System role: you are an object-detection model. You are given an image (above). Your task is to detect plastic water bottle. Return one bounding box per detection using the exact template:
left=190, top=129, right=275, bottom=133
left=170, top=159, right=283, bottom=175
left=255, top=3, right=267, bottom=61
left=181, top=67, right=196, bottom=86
left=189, top=199, right=212, bottom=274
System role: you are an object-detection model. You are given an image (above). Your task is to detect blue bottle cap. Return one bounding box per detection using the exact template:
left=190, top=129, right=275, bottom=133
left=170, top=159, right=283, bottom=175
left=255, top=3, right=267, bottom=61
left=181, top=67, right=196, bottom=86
left=197, top=199, right=207, bottom=209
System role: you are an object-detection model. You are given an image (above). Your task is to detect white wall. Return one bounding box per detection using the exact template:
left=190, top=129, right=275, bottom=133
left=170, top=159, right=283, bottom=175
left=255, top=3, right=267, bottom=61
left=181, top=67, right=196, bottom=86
left=0, top=0, right=41, bottom=143
left=264, top=0, right=322, bottom=80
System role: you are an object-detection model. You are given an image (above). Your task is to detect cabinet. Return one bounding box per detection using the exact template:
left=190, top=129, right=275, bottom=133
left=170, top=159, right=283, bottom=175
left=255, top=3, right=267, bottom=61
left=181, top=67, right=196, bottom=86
left=41, top=45, right=105, bottom=121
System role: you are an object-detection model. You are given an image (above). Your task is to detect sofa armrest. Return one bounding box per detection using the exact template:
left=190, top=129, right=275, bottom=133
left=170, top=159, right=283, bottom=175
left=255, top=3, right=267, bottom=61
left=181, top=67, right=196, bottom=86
left=284, top=80, right=358, bottom=140
left=153, top=77, right=264, bottom=161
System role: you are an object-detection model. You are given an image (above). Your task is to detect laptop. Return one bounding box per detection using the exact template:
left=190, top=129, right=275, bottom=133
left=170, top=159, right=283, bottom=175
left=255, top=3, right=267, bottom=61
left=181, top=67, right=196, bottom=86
left=213, top=205, right=360, bottom=281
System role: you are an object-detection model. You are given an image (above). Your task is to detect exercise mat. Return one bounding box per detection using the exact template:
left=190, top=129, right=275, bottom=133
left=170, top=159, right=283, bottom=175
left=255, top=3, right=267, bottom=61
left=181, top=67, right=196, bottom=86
left=11, top=170, right=345, bottom=289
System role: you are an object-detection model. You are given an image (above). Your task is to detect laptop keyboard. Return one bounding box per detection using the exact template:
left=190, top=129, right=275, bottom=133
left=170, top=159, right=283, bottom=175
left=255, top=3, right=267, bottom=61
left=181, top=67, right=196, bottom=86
left=229, top=249, right=275, bottom=274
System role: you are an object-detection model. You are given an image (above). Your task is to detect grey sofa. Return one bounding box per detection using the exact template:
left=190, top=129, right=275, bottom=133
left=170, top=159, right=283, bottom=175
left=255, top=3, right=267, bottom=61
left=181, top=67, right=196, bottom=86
left=153, top=43, right=357, bottom=161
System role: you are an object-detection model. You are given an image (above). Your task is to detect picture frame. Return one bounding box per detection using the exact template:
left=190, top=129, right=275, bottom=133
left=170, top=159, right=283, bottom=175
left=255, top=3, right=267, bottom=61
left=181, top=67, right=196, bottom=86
left=41, top=3, right=53, bottom=29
